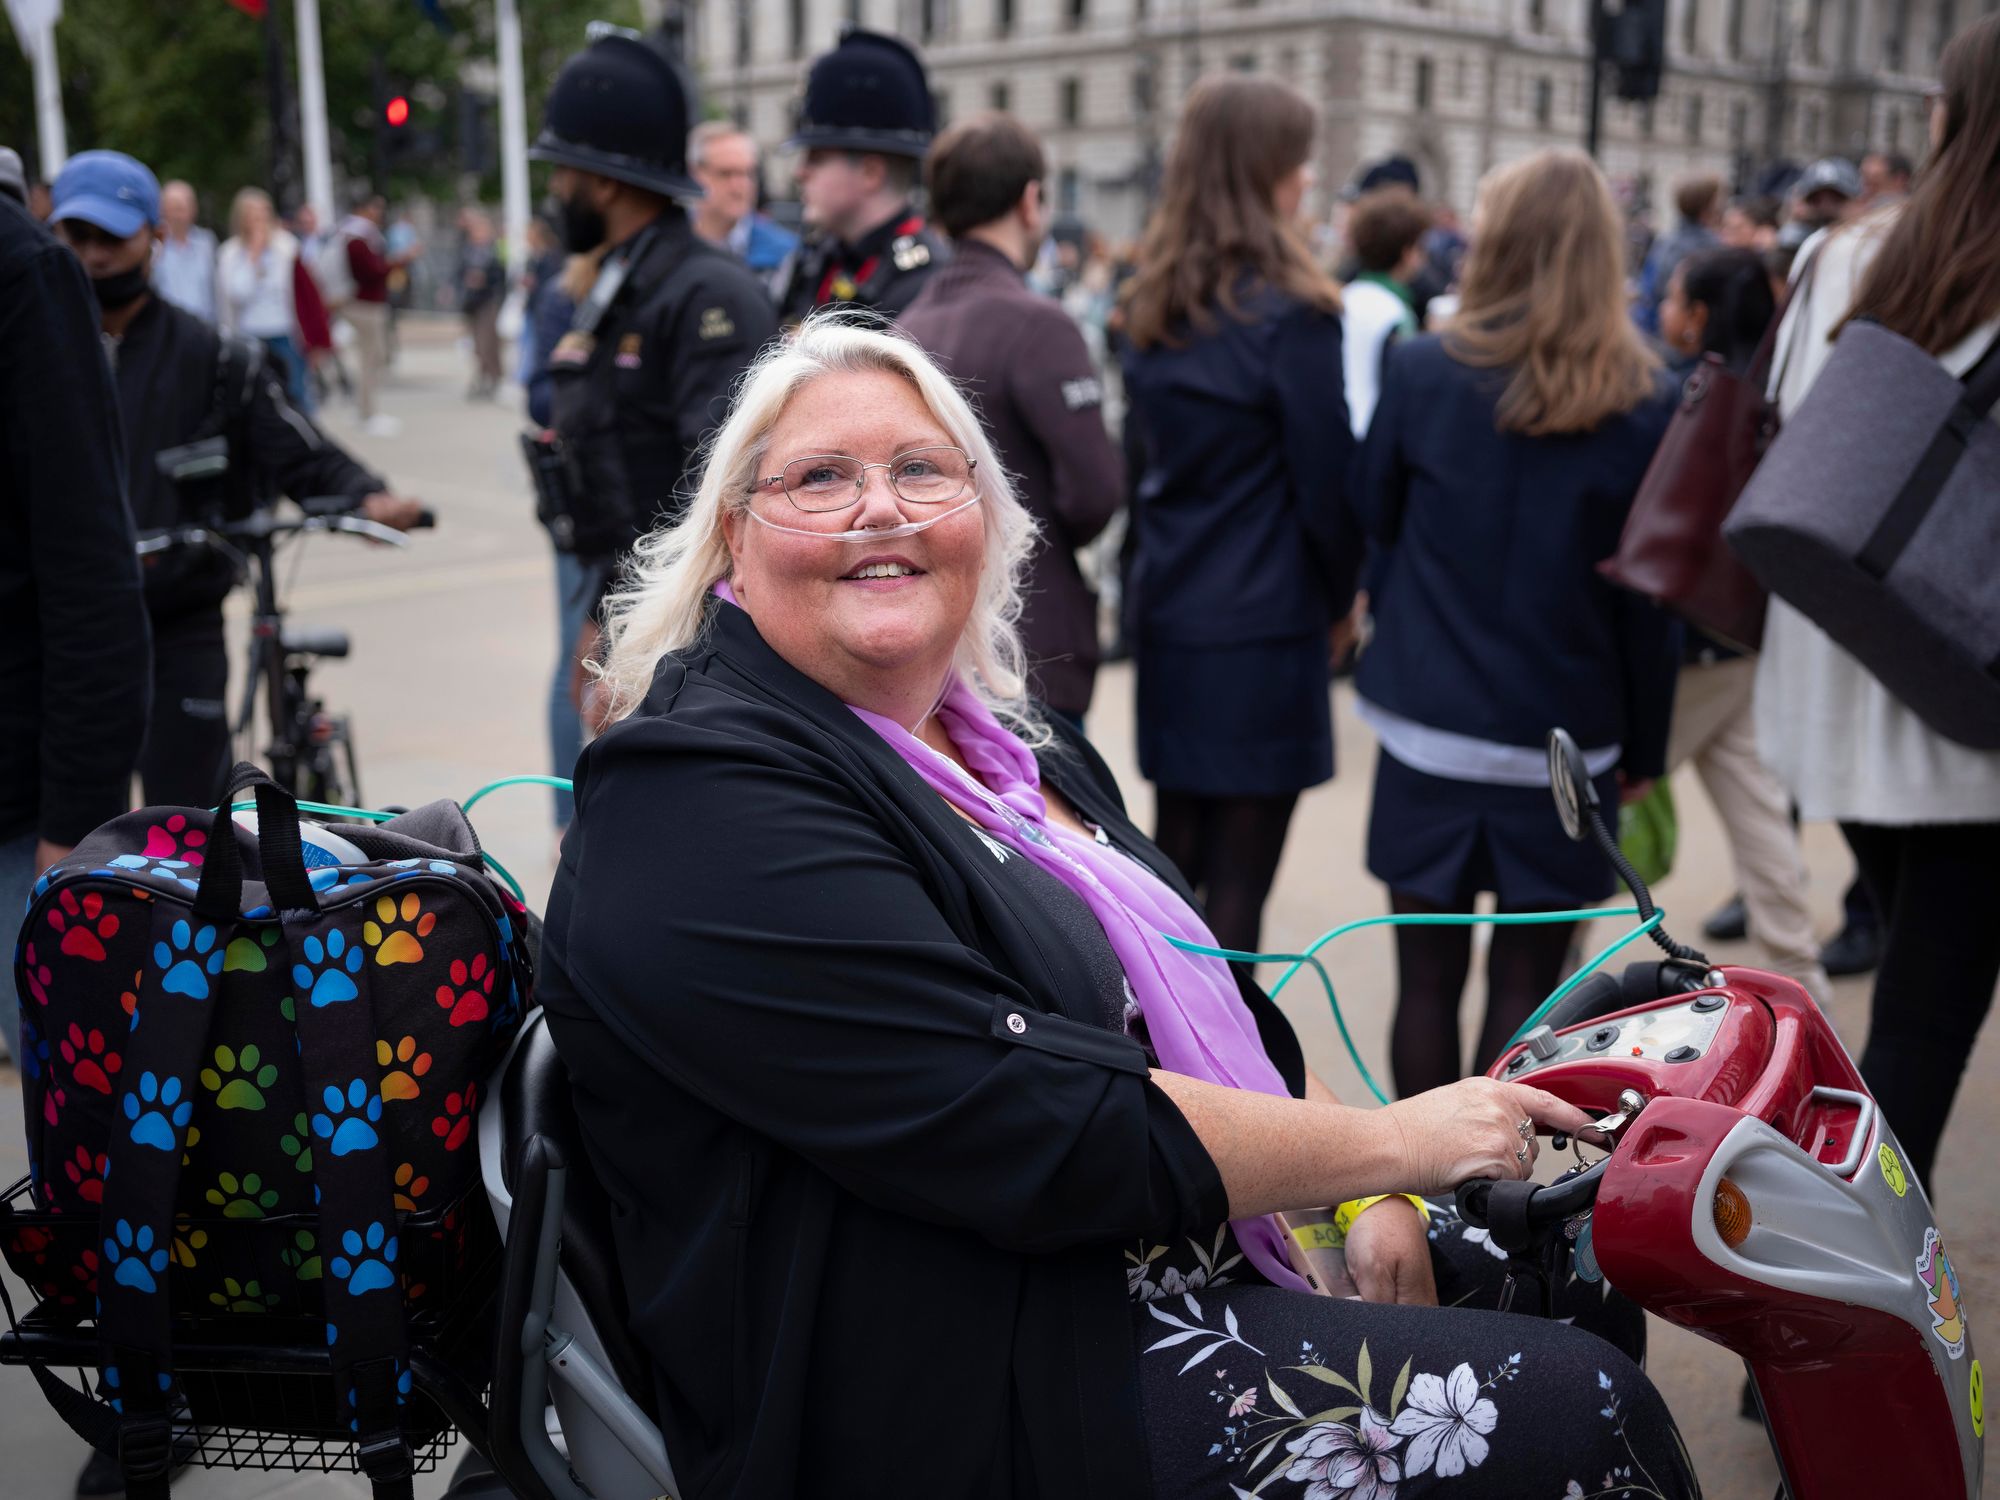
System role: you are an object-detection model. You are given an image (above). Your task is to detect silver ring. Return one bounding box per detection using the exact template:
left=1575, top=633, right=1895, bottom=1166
left=1515, top=1144, right=1531, bottom=1164
left=1517, top=1118, right=1534, bottom=1141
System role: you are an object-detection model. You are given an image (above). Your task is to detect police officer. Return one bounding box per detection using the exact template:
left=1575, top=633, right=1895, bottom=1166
left=772, top=28, right=949, bottom=325
left=48, top=151, right=424, bottom=815
left=529, top=33, right=777, bottom=718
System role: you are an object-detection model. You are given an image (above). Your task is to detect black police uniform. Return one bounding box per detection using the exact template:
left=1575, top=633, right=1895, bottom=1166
left=528, top=36, right=777, bottom=603
left=772, top=28, right=948, bottom=325
left=110, top=293, right=383, bottom=807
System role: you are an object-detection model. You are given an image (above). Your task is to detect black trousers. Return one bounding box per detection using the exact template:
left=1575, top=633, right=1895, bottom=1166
left=1841, top=818, right=2000, bottom=1186
left=1134, top=1203, right=1698, bottom=1498
left=137, top=611, right=231, bottom=810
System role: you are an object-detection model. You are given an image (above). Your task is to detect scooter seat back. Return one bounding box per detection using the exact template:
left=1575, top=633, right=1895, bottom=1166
left=497, top=1010, right=660, bottom=1419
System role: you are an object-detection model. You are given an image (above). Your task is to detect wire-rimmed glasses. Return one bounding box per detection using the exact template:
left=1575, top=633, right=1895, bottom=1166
left=755, top=446, right=978, bottom=513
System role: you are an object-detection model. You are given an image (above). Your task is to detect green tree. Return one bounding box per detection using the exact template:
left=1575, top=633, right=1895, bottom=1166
left=3, top=0, right=638, bottom=219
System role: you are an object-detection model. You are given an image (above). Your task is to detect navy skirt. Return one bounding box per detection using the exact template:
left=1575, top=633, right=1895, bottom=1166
left=1135, top=635, right=1334, bottom=798
left=1366, top=747, right=1620, bottom=909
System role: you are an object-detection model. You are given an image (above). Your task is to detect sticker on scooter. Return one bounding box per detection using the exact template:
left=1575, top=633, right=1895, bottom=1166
left=1971, top=1357, right=1984, bottom=1439
left=1916, top=1227, right=1966, bottom=1360
left=1879, top=1142, right=1909, bottom=1198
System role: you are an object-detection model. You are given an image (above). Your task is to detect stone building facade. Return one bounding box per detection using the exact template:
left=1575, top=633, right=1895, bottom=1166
left=684, top=0, right=1948, bottom=238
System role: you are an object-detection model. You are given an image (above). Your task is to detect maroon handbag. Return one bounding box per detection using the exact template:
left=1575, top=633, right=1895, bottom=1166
left=1599, top=255, right=1819, bottom=650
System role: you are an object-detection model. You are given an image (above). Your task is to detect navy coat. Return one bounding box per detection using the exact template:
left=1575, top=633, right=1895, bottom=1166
left=1120, top=287, right=1362, bottom=648
left=1351, top=335, right=1682, bottom=778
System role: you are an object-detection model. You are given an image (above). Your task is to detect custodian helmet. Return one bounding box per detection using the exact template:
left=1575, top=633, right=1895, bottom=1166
left=530, top=35, right=703, bottom=200
left=784, top=28, right=935, bottom=159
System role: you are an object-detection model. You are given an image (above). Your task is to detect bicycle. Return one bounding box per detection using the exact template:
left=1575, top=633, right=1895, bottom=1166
left=135, top=495, right=434, bottom=808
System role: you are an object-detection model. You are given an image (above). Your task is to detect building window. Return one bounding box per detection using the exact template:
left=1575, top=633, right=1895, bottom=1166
left=1640, top=99, right=1656, bottom=137
left=1454, top=55, right=1470, bottom=98
left=991, top=79, right=1011, bottom=111
left=1726, top=0, right=1745, bottom=57
left=1802, top=100, right=1821, bottom=144
left=1130, top=67, right=1152, bottom=113
left=1534, top=75, right=1553, bottom=125
left=1803, top=0, right=1823, bottom=60
left=1278, top=48, right=1299, bottom=81
left=1415, top=56, right=1434, bottom=108
left=1529, top=0, right=1546, bottom=30
left=1729, top=96, right=1748, bottom=144
left=1682, top=0, right=1701, bottom=52
left=735, top=1, right=752, bottom=64
left=1383, top=47, right=1399, bottom=86
left=996, top=0, right=1014, bottom=37
left=1065, top=0, right=1087, bottom=30
left=1686, top=89, right=1704, bottom=140
left=1885, top=0, right=1907, bottom=68
left=1230, top=51, right=1257, bottom=72
left=1058, top=167, right=1080, bottom=213
left=1061, top=76, right=1082, bottom=126
left=789, top=0, right=806, bottom=60
left=1935, top=0, right=1957, bottom=56
left=934, top=87, right=950, bottom=127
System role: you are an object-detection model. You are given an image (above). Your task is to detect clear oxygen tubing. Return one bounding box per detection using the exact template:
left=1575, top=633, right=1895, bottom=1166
left=744, top=492, right=983, bottom=544
left=228, top=793, right=533, bottom=905
left=1165, top=907, right=1665, bottom=1106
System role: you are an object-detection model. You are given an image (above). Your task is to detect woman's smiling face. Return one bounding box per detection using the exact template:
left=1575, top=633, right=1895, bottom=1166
left=721, top=368, right=988, bottom=724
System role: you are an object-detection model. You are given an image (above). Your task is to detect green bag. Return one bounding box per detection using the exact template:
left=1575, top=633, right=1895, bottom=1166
left=1618, top=778, right=1678, bottom=887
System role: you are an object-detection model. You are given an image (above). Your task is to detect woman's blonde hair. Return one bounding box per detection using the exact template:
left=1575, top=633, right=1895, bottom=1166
left=228, top=186, right=274, bottom=240
left=1445, top=148, right=1659, bottom=435
left=594, top=314, right=1045, bottom=739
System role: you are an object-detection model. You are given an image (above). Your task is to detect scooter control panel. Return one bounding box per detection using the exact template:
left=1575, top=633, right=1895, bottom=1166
left=1503, top=998, right=1731, bottom=1078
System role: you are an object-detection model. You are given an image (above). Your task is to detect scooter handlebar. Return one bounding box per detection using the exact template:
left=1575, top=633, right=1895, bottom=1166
left=1453, top=1156, right=1610, bottom=1251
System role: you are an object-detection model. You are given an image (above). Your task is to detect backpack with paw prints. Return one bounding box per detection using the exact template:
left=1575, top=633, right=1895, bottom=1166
left=5, top=765, right=529, bottom=1498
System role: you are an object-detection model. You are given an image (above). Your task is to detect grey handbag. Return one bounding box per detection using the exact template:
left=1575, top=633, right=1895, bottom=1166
left=1724, top=320, right=2000, bottom=749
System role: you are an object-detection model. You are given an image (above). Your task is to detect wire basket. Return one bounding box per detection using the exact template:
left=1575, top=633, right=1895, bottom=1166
left=0, top=1175, right=498, bottom=1473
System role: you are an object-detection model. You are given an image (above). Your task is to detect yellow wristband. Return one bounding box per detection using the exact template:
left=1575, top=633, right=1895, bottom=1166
left=1332, top=1194, right=1431, bottom=1239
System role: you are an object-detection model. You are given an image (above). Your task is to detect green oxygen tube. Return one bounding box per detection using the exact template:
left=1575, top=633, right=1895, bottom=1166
left=1165, top=906, right=1664, bottom=1105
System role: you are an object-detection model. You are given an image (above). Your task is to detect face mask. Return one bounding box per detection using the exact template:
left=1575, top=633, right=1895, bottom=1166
left=555, top=189, right=608, bottom=254
left=745, top=493, right=984, bottom=544
left=90, top=263, right=150, bottom=310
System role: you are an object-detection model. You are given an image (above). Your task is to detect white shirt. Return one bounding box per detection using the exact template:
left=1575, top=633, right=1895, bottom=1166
left=1340, top=278, right=1411, bottom=437
left=1753, top=209, right=2000, bottom=824
left=152, top=226, right=217, bottom=323
left=217, top=230, right=299, bottom=340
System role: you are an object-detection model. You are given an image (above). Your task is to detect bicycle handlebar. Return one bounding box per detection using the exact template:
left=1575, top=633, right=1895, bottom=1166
left=1453, top=1156, right=1610, bottom=1243
left=135, top=507, right=419, bottom=557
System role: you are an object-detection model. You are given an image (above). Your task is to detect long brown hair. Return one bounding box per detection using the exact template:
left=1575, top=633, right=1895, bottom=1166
left=1120, top=75, right=1340, bottom=349
left=1445, top=149, right=1659, bottom=435
left=1839, top=12, right=2000, bottom=354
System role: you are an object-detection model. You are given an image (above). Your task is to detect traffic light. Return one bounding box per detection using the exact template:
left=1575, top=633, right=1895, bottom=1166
left=1599, top=0, right=1667, bottom=101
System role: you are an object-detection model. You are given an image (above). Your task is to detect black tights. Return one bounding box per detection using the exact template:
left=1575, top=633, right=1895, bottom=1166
left=1842, top=819, right=2000, bottom=1187
left=1389, top=892, right=1579, bottom=1098
left=1152, top=790, right=1299, bottom=955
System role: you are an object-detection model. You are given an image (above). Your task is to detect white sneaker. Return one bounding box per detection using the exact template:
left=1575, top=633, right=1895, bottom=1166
left=364, top=414, right=402, bottom=437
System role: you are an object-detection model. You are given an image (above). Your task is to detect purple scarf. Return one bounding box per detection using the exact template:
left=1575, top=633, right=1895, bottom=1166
left=855, top=681, right=1309, bottom=1292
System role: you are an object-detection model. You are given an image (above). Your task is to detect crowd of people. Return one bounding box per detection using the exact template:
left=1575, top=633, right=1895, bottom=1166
left=4, top=10, right=2000, bottom=1498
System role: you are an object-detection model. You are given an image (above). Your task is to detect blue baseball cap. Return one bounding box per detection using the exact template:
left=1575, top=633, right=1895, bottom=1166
left=51, top=150, right=160, bottom=238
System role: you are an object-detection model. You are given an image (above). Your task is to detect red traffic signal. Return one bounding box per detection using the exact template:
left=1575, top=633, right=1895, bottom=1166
left=385, top=95, right=411, bottom=128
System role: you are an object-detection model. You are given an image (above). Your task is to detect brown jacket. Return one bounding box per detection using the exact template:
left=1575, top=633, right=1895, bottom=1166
left=901, top=240, right=1124, bottom=715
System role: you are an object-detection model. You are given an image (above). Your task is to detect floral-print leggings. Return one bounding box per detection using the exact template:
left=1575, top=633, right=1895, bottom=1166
left=1131, top=1201, right=1702, bottom=1500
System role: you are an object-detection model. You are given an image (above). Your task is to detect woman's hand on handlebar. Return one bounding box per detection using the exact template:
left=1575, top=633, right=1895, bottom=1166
left=1382, top=1079, right=1596, bottom=1195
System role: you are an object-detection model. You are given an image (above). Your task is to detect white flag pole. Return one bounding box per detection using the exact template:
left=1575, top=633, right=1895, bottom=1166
left=5, top=0, right=70, bottom=179
left=495, top=0, right=532, bottom=264
left=294, top=0, right=335, bottom=226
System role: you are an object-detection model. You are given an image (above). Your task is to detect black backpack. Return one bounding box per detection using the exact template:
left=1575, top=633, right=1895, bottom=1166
left=4, top=765, right=531, bottom=1498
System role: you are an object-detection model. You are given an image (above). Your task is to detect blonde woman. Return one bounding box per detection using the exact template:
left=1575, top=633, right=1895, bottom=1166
left=538, top=315, right=1695, bottom=1498
left=1352, top=149, right=1683, bottom=1096
left=216, top=186, right=308, bottom=409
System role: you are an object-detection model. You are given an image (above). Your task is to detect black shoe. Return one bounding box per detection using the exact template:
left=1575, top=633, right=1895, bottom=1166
left=1704, top=894, right=1749, bottom=942
left=75, top=1450, right=124, bottom=1497
left=1821, top=921, right=1883, bottom=978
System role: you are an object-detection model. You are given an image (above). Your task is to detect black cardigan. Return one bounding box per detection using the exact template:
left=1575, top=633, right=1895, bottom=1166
left=538, top=600, right=1306, bottom=1499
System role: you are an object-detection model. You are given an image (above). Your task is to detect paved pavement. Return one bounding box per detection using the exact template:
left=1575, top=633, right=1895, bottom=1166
left=3, top=317, right=1995, bottom=1498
